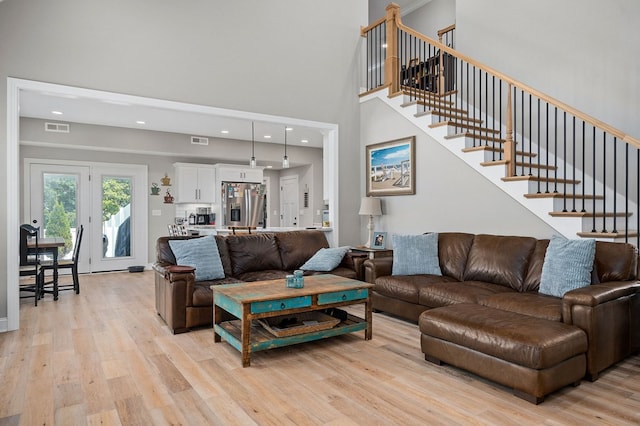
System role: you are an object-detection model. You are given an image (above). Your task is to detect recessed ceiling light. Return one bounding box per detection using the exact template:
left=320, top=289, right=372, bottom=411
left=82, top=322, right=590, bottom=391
left=51, top=110, right=63, bottom=115
left=286, top=127, right=293, bottom=131
left=221, top=130, right=229, bottom=134
left=264, top=135, right=271, bottom=139
left=266, top=165, right=273, bottom=169
left=136, top=120, right=146, bottom=125
left=301, top=139, right=309, bottom=143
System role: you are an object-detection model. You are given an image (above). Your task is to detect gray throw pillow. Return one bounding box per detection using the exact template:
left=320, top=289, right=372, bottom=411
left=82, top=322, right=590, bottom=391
left=300, top=246, right=350, bottom=271
left=168, top=235, right=225, bottom=281
left=392, top=233, right=442, bottom=276
left=539, top=235, right=595, bottom=297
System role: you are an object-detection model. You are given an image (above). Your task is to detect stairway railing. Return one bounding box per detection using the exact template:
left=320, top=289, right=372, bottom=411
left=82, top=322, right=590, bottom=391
left=361, top=3, right=640, bottom=245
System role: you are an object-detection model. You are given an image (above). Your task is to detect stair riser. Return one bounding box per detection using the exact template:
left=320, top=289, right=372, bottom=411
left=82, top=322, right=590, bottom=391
left=550, top=198, right=606, bottom=212
left=579, top=217, right=635, bottom=233
left=523, top=181, right=583, bottom=194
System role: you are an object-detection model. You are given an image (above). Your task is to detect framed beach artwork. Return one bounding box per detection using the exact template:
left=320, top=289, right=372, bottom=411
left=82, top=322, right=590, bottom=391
left=366, top=136, right=416, bottom=196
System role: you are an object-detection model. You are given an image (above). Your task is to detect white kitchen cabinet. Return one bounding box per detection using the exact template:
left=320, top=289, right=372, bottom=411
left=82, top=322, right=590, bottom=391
left=215, top=164, right=263, bottom=183
left=174, top=163, right=216, bottom=203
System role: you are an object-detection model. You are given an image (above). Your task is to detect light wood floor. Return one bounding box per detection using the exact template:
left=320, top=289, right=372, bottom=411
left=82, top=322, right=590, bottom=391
left=3, top=271, right=640, bottom=425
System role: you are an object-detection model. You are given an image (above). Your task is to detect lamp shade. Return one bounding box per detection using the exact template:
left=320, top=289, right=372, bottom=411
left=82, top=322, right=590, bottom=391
left=358, top=197, right=382, bottom=216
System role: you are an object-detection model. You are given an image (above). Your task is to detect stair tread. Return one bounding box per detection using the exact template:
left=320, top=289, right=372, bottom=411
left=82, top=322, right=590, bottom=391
left=481, top=160, right=555, bottom=170
left=577, top=231, right=638, bottom=238
left=502, top=176, right=580, bottom=185
left=429, top=121, right=501, bottom=133
left=524, top=193, right=604, bottom=200
left=445, top=132, right=506, bottom=144
left=462, top=146, right=536, bottom=157
left=549, top=211, right=631, bottom=218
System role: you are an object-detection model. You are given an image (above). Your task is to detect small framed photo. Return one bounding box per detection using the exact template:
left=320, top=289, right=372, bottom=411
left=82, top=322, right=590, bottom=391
left=372, top=232, right=387, bottom=249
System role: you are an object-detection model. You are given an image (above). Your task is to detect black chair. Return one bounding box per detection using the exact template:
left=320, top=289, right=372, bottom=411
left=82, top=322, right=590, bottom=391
left=42, top=224, right=84, bottom=295
left=19, top=224, right=43, bottom=305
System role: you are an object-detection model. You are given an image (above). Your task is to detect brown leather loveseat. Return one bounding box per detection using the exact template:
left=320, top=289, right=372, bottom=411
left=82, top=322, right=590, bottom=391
left=153, top=230, right=364, bottom=334
left=364, top=232, right=640, bottom=403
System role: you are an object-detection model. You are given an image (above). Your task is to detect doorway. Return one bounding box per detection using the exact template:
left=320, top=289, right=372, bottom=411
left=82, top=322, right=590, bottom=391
left=280, top=175, right=299, bottom=227
left=25, top=159, right=148, bottom=273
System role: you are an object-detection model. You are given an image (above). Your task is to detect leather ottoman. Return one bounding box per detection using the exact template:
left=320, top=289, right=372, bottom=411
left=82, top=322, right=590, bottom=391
left=419, top=303, right=588, bottom=404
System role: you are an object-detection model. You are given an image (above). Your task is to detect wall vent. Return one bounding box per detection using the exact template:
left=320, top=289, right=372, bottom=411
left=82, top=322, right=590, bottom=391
left=45, top=122, right=70, bottom=133
left=191, top=136, right=209, bottom=145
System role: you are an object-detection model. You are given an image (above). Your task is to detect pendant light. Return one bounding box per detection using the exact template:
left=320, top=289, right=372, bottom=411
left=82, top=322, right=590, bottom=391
left=249, top=122, right=256, bottom=168
left=282, top=125, right=290, bottom=168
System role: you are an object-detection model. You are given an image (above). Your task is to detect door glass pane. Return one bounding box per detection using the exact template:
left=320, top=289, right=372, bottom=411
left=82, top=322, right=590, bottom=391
left=102, top=176, right=131, bottom=258
left=43, top=173, right=78, bottom=260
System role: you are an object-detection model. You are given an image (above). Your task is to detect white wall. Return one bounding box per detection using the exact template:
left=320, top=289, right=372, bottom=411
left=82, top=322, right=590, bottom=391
left=455, top=0, right=640, bottom=140
left=402, top=0, right=456, bottom=40
left=360, top=97, right=558, bottom=245
left=0, top=0, right=367, bottom=323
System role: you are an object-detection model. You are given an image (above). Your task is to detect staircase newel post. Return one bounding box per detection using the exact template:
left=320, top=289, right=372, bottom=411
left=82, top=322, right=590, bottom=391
left=505, top=84, right=515, bottom=177
left=385, top=3, right=400, bottom=96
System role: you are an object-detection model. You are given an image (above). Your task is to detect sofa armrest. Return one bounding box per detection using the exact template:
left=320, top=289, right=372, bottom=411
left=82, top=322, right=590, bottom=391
left=562, top=281, right=640, bottom=317
left=158, top=265, right=196, bottom=334
left=562, top=280, right=640, bottom=379
left=364, top=258, right=393, bottom=284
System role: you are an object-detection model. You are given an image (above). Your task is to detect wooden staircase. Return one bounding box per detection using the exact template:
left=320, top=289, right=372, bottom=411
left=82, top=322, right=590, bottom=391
left=363, top=86, right=637, bottom=243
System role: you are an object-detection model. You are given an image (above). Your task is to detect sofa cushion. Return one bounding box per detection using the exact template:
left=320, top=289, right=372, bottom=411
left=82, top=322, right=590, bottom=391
left=438, top=232, right=475, bottom=281
left=463, top=234, right=537, bottom=291
left=522, top=239, right=550, bottom=292
left=276, top=230, right=330, bottom=270
left=593, top=240, right=638, bottom=283
left=478, top=292, right=562, bottom=322
left=227, top=233, right=283, bottom=276
left=215, top=235, right=234, bottom=277
left=168, top=235, right=225, bottom=281
left=375, top=274, right=456, bottom=304
left=418, top=280, right=514, bottom=307
left=392, top=233, right=442, bottom=276
left=539, top=235, right=595, bottom=297
left=300, top=246, right=350, bottom=271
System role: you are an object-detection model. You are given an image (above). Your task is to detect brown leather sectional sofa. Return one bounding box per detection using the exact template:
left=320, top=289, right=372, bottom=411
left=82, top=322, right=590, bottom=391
left=364, top=232, right=640, bottom=403
left=153, top=230, right=364, bottom=334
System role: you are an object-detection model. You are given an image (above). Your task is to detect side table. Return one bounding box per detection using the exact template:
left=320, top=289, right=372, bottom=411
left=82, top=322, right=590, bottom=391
left=350, top=246, right=393, bottom=260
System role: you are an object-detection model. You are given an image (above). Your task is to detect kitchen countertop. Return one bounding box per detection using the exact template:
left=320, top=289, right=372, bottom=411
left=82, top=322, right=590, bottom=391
left=186, top=226, right=332, bottom=233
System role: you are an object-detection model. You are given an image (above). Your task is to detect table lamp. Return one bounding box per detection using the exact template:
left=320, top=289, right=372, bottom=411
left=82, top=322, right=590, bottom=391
left=358, top=197, right=382, bottom=248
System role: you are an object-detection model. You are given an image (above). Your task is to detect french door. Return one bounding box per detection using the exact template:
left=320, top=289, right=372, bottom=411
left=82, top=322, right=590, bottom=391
left=26, top=160, right=148, bottom=273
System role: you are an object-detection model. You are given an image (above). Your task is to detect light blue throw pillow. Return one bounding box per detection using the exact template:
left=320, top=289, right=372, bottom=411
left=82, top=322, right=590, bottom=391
left=539, top=235, right=595, bottom=297
left=168, top=235, right=225, bottom=281
left=300, top=246, right=350, bottom=271
left=392, top=233, right=442, bottom=276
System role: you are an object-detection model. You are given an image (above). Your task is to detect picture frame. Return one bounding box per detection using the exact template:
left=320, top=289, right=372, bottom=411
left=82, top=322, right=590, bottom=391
left=372, top=232, right=387, bottom=249
left=366, top=136, right=416, bottom=196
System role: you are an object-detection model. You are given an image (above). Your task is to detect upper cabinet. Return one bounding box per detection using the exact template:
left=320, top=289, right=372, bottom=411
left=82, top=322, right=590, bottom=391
left=214, top=164, right=263, bottom=183
left=173, top=163, right=216, bottom=203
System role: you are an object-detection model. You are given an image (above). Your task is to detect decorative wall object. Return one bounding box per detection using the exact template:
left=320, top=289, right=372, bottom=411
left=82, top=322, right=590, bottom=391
left=150, top=182, right=160, bottom=195
left=161, top=173, right=171, bottom=186
left=164, top=188, right=174, bottom=204
left=372, top=231, right=387, bottom=249
left=366, top=136, right=416, bottom=196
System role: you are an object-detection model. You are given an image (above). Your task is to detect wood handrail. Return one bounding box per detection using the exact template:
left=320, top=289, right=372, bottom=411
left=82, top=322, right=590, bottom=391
left=384, top=11, right=640, bottom=149
left=437, top=23, right=455, bottom=38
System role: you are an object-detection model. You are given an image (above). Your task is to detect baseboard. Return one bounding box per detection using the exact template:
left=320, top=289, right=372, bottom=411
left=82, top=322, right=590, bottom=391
left=0, top=317, right=8, bottom=333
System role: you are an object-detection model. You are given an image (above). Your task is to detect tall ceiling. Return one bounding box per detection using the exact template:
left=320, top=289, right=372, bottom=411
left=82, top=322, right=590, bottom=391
left=18, top=1, right=430, bottom=151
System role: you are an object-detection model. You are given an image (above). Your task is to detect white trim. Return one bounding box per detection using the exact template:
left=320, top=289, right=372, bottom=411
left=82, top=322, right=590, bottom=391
left=6, top=77, right=340, bottom=331
left=7, top=79, right=20, bottom=331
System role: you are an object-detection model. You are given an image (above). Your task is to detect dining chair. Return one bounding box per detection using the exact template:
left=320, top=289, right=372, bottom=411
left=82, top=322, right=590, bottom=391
left=42, top=224, right=84, bottom=295
left=19, top=224, right=42, bottom=305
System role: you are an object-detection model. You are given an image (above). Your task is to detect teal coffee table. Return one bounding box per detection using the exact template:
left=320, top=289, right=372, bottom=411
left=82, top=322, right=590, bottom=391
left=212, top=274, right=373, bottom=367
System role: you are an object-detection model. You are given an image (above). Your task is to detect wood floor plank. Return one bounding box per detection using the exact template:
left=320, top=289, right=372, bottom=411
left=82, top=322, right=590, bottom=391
left=2, top=271, right=639, bottom=425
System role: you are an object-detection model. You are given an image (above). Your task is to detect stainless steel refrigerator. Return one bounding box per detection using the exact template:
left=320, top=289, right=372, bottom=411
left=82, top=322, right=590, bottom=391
left=221, top=182, right=266, bottom=228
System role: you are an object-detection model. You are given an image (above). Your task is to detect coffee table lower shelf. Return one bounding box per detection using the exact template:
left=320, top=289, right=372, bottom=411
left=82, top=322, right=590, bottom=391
left=215, top=313, right=367, bottom=354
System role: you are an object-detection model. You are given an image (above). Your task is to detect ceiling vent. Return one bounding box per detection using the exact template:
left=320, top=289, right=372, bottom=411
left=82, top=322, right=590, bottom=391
left=191, top=136, right=209, bottom=146
left=45, top=122, right=70, bottom=133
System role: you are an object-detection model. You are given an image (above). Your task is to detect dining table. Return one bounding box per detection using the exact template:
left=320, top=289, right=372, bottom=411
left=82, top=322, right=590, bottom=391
left=27, top=237, right=65, bottom=301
